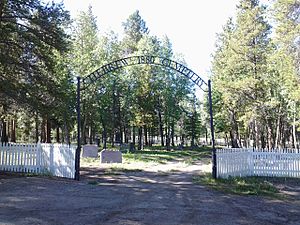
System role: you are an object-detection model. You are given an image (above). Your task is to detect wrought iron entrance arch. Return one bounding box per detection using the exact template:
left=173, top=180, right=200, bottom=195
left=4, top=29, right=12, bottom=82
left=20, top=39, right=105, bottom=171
left=76, top=55, right=216, bottom=180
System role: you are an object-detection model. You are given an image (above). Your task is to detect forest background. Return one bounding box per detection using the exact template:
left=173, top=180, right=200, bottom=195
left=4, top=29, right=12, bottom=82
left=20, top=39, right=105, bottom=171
left=0, top=0, right=299, bottom=150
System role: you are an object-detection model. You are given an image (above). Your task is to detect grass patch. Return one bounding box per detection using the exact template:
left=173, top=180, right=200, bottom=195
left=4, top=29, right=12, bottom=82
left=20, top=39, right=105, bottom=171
left=193, top=173, right=282, bottom=198
left=102, top=167, right=143, bottom=175
left=0, top=171, right=53, bottom=179
left=157, top=170, right=170, bottom=176
left=81, top=146, right=212, bottom=175
left=81, top=157, right=99, bottom=164
left=88, top=180, right=99, bottom=185
left=122, top=146, right=211, bottom=164
left=81, top=146, right=211, bottom=165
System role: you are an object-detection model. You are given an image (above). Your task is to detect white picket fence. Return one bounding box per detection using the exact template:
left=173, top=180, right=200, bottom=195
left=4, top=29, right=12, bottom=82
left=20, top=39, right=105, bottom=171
left=0, top=143, right=76, bottom=179
left=217, top=148, right=300, bottom=178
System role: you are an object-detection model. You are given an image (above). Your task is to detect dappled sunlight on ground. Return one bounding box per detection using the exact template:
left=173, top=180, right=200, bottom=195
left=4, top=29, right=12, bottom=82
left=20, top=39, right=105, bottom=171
left=1, top=148, right=300, bottom=224
left=1, top=160, right=300, bottom=224
left=81, top=157, right=212, bottom=179
left=81, top=147, right=212, bottom=175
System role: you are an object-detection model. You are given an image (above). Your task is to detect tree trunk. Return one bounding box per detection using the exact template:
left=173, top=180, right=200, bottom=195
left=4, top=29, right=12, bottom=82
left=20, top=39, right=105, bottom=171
left=261, top=128, right=266, bottom=149
left=292, top=103, right=298, bottom=148
left=41, top=118, right=46, bottom=143
left=132, top=126, right=136, bottom=145
left=35, top=115, right=39, bottom=143
left=165, top=126, right=170, bottom=150
left=230, top=130, right=239, bottom=148
left=254, top=120, right=260, bottom=149
left=11, top=118, right=16, bottom=142
left=89, top=125, right=93, bottom=144
left=229, top=110, right=239, bottom=148
left=111, top=131, right=114, bottom=147
left=292, top=126, right=298, bottom=149
left=191, top=114, right=196, bottom=148
left=46, top=118, right=51, bottom=143
left=102, top=124, right=107, bottom=149
left=138, top=127, right=142, bottom=150
left=205, top=128, right=208, bottom=145
left=266, top=119, right=274, bottom=149
left=117, top=85, right=122, bottom=145
left=171, top=122, right=175, bottom=147
left=225, top=133, right=229, bottom=147
left=181, top=133, right=185, bottom=147
left=56, top=127, right=60, bottom=143
left=191, top=124, right=195, bottom=148
left=119, top=125, right=123, bottom=144
left=82, top=116, right=87, bottom=145
left=1, top=118, right=8, bottom=144
left=158, top=110, right=164, bottom=146
left=149, top=127, right=152, bottom=147
left=7, top=118, right=10, bottom=142
left=124, top=126, right=128, bottom=144
left=144, top=125, right=148, bottom=146
left=275, top=116, right=281, bottom=148
left=281, top=123, right=288, bottom=149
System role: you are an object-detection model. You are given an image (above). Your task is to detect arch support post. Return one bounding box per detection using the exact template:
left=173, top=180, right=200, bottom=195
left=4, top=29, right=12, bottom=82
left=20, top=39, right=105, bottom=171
left=208, top=80, right=217, bottom=179
left=75, top=76, right=81, bottom=181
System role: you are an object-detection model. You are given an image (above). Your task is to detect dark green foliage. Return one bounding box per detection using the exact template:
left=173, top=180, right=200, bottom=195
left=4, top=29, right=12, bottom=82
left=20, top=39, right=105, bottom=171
left=0, top=0, right=73, bottom=143
left=211, top=0, right=300, bottom=148
left=0, top=0, right=71, bottom=112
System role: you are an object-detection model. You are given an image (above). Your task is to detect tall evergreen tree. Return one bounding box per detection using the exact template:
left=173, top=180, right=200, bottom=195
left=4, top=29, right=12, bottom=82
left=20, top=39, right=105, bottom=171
left=71, top=6, right=100, bottom=144
left=270, top=0, right=300, bottom=148
left=122, top=10, right=149, bottom=55
left=0, top=0, right=70, bottom=143
left=212, top=0, right=272, bottom=148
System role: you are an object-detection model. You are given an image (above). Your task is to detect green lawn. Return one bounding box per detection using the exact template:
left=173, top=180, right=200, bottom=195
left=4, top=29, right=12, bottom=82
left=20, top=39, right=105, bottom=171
left=122, top=146, right=212, bottom=164
left=81, top=145, right=212, bottom=165
left=192, top=173, right=291, bottom=199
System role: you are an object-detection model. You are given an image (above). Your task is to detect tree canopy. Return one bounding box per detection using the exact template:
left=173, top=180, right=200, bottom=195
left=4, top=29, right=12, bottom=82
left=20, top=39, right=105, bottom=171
left=211, top=0, right=300, bottom=148
left=0, top=0, right=299, bottom=149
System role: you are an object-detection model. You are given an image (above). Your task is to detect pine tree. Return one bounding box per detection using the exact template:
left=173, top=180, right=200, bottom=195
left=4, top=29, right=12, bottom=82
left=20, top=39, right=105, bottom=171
left=212, top=0, right=272, bottom=148
left=0, top=0, right=70, bottom=143
left=122, top=10, right=149, bottom=55
left=71, top=5, right=100, bottom=144
left=270, top=0, right=300, bottom=148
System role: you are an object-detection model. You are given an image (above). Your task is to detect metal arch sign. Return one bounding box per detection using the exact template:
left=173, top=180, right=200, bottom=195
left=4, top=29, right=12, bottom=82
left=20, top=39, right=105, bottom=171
left=82, top=55, right=208, bottom=90
left=75, top=55, right=216, bottom=181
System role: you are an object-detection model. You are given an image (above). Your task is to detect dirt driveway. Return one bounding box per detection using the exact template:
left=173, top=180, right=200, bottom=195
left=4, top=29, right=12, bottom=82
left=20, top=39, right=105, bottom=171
left=1, top=162, right=300, bottom=225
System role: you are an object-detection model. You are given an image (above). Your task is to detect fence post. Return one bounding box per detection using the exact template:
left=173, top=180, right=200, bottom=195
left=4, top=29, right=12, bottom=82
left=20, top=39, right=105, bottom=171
left=208, top=80, right=217, bottom=179
left=37, top=142, right=41, bottom=173
left=75, top=76, right=81, bottom=181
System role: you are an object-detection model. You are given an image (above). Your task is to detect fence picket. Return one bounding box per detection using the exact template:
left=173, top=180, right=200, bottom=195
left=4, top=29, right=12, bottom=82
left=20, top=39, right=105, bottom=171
left=0, top=143, right=76, bottom=179
left=217, top=148, right=300, bottom=178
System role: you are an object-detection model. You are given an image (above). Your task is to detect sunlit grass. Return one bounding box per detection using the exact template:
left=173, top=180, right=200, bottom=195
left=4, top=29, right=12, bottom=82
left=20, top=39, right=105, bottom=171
left=122, top=146, right=211, bottom=164
left=103, top=167, right=143, bottom=174
left=80, top=146, right=212, bottom=166
left=193, top=173, right=285, bottom=198
left=81, top=146, right=212, bottom=175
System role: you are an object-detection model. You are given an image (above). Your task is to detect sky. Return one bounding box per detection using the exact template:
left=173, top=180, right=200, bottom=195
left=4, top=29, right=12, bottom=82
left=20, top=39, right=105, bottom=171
left=59, top=0, right=240, bottom=82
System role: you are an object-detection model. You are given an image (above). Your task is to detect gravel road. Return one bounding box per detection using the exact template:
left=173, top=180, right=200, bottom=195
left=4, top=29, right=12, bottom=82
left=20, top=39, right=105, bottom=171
left=0, top=164, right=300, bottom=225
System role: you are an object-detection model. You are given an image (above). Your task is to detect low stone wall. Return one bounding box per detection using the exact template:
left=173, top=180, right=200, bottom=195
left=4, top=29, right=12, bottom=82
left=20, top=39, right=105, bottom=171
left=82, top=145, right=98, bottom=158
left=100, top=149, right=122, bottom=163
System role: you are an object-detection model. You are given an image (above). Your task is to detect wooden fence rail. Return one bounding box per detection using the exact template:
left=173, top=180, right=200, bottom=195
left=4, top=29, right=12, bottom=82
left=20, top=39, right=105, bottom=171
left=217, top=148, right=300, bottom=178
left=0, top=143, right=76, bottom=179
